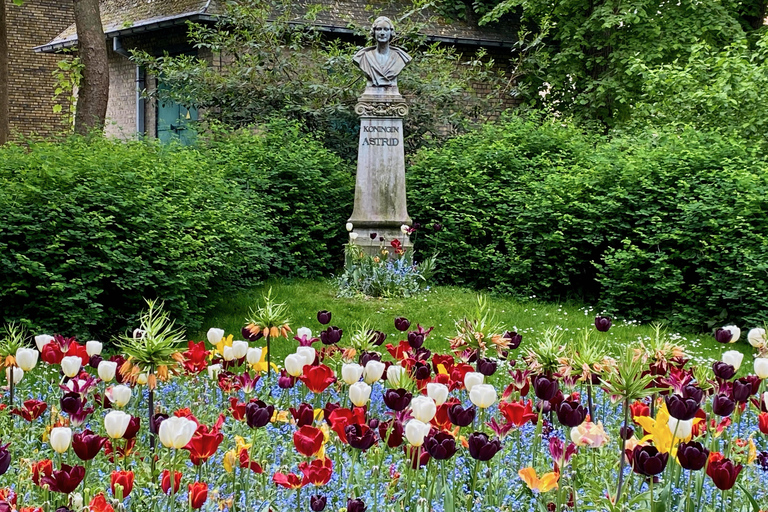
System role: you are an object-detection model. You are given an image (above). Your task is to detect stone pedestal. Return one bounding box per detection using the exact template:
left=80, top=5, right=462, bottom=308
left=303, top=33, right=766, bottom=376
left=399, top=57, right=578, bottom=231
left=347, top=86, right=412, bottom=257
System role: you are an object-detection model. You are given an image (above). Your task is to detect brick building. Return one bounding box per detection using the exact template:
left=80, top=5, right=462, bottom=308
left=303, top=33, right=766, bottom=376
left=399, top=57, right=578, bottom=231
left=17, top=0, right=516, bottom=141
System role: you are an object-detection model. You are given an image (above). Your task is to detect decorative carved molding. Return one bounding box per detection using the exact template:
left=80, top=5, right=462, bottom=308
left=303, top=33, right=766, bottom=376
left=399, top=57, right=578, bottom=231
left=355, top=101, right=409, bottom=118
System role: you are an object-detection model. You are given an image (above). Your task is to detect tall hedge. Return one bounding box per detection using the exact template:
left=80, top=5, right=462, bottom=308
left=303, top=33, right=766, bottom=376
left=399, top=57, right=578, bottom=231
left=407, top=115, right=768, bottom=330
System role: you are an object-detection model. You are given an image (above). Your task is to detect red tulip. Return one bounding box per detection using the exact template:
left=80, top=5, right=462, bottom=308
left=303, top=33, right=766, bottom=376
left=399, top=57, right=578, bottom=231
left=238, top=449, right=263, bottom=474
left=72, top=430, right=106, bottom=461
left=293, top=426, right=324, bottom=457
left=299, top=364, right=336, bottom=394
left=31, top=459, right=52, bottom=486
left=629, top=401, right=651, bottom=422
left=385, top=340, right=411, bottom=361
left=188, top=482, right=208, bottom=509
left=161, top=470, right=182, bottom=495
left=110, top=470, right=134, bottom=498
left=40, top=464, right=85, bottom=493
left=499, top=400, right=537, bottom=427
left=182, top=341, right=210, bottom=374
left=327, top=407, right=366, bottom=444
left=40, top=341, right=64, bottom=365
left=273, top=472, right=305, bottom=489
left=759, top=412, right=768, bottom=435
left=299, top=457, right=333, bottom=486
left=11, top=400, right=47, bottom=422
left=88, top=493, right=115, bottom=512
left=229, top=397, right=247, bottom=421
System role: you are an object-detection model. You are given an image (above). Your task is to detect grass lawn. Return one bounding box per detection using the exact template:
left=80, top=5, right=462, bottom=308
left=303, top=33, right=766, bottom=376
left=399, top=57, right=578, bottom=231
left=197, top=279, right=753, bottom=367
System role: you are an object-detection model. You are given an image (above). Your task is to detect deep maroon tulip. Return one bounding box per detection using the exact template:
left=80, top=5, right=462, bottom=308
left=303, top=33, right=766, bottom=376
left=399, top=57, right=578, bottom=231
left=707, top=456, right=742, bottom=490
left=411, top=362, right=431, bottom=380
left=681, top=384, right=704, bottom=404
left=378, top=419, right=404, bottom=448
left=347, top=498, right=366, bottom=512
left=532, top=375, right=559, bottom=401
left=556, top=399, right=587, bottom=428
left=0, top=443, right=10, bottom=476
left=476, top=357, right=497, bottom=376
left=55, top=508, right=73, bottom=512
left=88, top=354, right=103, bottom=369
left=60, top=393, right=84, bottom=416
left=620, top=426, right=634, bottom=440
left=323, top=402, right=340, bottom=424
left=345, top=424, right=376, bottom=451
left=677, top=441, right=709, bottom=471
left=245, top=400, right=274, bottom=429
left=594, top=316, right=612, bottom=332
left=278, top=370, right=295, bottom=389
left=503, top=331, right=523, bottom=350
left=123, top=416, right=141, bottom=440
left=632, top=445, right=668, bottom=476
left=368, top=418, right=380, bottom=430
left=310, top=495, right=327, bottom=511
left=425, top=431, right=457, bottom=460
left=447, top=403, right=476, bottom=427
left=241, top=326, right=263, bottom=342
left=383, top=388, right=412, bottom=411
left=359, top=351, right=381, bottom=367
left=317, top=310, right=332, bottom=325
left=665, top=395, right=700, bottom=421
left=714, top=328, right=733, bottom=344
left=40, top=464, right=86, bottom=494
left=369, top=232, right=377, bottom=240
left=72, top=430, right=106, bottom=461
left=732, top=378, right=753, bottom=403
left=467, top=432, right=502, bottom=461
left=712, top=361, right=736, bottom=380
left=433, top=223, right=443, bottom=232
left=368, top=330, right=386, bottom=347
left=712, top=394, right=735, bottom=417
left=394, top=317, right=411, bottom=332
left=320, top=326, right=342, bottom=345
left=152, top=413, right=169, bottom=435
left=407, top=331, right=424, bottom=350
left=289, top=403, right=315, bottom=428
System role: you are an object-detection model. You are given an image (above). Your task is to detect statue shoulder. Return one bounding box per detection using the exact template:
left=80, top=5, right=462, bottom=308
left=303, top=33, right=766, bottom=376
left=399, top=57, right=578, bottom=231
left=353, top=46, right=376, bottom=63
left=390, top=46, right=413, bottom=64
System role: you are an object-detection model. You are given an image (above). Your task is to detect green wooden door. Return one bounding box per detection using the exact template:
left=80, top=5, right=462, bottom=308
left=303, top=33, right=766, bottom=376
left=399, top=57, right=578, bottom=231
left=157, top=85, right=198, bottom=145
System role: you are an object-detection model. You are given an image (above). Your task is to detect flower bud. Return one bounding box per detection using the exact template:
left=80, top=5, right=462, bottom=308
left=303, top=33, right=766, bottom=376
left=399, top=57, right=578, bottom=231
left=721, top=350, right=743, bottom=372
left=246, top=347, right=263, bottom=365
left=35, top=334, right=54, bottom=352
left=108, top=385, right=132, bottom=408
left=5, top=367, right=22, bottom=385
left=284, top=354, right=305, bottom=377
left=410, top=396, right=436, bottom=423
left=426, top=383, right=449, bottom=406
left=104, top=410, right=132, bottom=438
left=61, top=356, right=82, bottom=378
left=755, top=358, right=768, bottom=379
left=15, top=348, right=38, bottom=371
left=363, top=360, right=386, bottom=384
left=50, top=427, right=72, bottom=453
left=748, top=328, right=767, bottom=348
left=207, top=364, right=222, bottom=380
left=349, top=381, right=372, bottom=407
left=469, top=384, right=497, bottom=409
left=207, top=328, right=225, bottom=345
left=231, top=340, right=248, bottom=360
left=463, top=372, right=484, bottom=392
left=85, top=340, right=103, bottom=357
left=341, top=363, right=364, bottom=385
left=404, top=419, right=430, bottom=447
left=296, top=347, right=316, bottom=368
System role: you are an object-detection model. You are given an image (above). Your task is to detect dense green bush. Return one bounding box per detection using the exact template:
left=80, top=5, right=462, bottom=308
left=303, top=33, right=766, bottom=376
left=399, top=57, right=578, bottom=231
left=407, top=114, right=768, bottom=329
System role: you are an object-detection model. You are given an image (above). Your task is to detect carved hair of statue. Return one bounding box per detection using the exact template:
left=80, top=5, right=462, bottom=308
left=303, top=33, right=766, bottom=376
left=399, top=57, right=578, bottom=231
left=370, top=16, right=394, bottom=41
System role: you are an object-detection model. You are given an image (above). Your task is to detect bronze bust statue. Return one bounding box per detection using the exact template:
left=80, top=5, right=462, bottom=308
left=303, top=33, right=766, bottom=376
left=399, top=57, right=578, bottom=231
left=353, top=17, right=412, bottom=87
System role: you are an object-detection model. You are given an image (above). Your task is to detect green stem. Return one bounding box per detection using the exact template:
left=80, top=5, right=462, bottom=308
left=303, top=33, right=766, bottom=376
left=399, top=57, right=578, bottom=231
left=469, top=457, right=481, bottom=509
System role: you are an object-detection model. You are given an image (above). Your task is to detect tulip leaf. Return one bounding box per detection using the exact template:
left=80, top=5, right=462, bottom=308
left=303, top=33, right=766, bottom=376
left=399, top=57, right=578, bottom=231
left=737, top=484, right=761, bottom=512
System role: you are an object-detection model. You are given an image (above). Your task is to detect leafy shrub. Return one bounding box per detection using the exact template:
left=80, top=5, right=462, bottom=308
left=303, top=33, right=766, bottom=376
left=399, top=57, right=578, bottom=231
left=0, top=136, right=273, bottom=339
left=407, top=114, right=768, bottom=329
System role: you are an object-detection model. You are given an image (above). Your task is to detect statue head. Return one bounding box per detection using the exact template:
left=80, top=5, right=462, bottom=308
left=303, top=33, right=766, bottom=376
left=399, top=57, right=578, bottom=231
left=371, top=16, right=395, bottom=44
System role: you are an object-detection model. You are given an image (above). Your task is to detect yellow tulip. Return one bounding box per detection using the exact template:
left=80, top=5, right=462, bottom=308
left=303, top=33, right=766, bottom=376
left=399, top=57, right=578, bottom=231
left=518, top=467, right=559, bottom=493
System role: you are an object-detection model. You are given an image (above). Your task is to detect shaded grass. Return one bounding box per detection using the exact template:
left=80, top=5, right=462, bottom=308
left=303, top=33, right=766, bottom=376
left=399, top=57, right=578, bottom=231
left=197, top=278, right=753, bottom=366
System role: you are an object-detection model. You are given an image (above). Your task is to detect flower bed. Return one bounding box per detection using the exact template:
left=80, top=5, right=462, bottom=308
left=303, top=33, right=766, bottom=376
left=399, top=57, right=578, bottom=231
left=0, top=302, right=767, bottom=512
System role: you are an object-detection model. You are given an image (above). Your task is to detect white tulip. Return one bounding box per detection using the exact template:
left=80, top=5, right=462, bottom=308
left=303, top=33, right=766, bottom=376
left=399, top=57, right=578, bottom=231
left=349, top=232, right=359, bottom=241
left=387, top=364, right=407, bottom=387
left=207, top=328, right=225, bottom=345
left=405, top=419, right=431, bottom=447
left=722, top=350, right=744, bottom=372
left=5, top=367, right=23, bottom=385
left=748, top=328, right=767, bottom=348
left=764, top=391, right=768, bottom=411
left=109, top=384, right=132, bottom=408
left=136, top=373, right=148, bottom=386
left=49, top=427, right=72, bottom=453
left=98, top=361, right=117, bottom=382
left=410, top=396, right=437, bottom=423
left=346, top=222, right=354, bottom=232
left=35, top=334, right=54, bottom=352
left=71, top=493, right=83, bottom=511
left=246, top=347, right=263, bottom=365
left=363, top=360, right=386, bottom=384
left=104, top=410, right=132, bottom=438
left=15, top=348, right=38, bottom=371
left=222, top=345, right=236, bottom=362
left=722, top=325, right=741, bottom=343
left=284, top=354, right=305, bottom=377
left=400, top=224, right=409, bottom=235
left=296, top=347, right=316, bottom=368
left=464, top=372, right=484, bottom=392
left=61, top=356, right=82, bottom=378
left=297, top=327, right=312, bottom=339
left=86, top=340, right=103, bottom=357
left=230, top=340, right=248, bottom=360
left=426, top=383, right=449, bottom=406
left=207, top=363, right=222, bottom=380
left=341, top=363, right=364, bottom=385
left=158, top=416, right=197, bottom=449
left=667, top=417, right=693, bottom=440
left=755, top=358, right=768, bottom=379
left=469, top=383, right=498, bottom=409
left=349, top=381, right=372, bottom=407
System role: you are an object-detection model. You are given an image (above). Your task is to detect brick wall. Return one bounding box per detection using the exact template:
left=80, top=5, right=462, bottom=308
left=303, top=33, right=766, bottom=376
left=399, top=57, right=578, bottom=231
left=105, top=47, right=138, bottom=138
left=6, top=0, right=74, bottom=139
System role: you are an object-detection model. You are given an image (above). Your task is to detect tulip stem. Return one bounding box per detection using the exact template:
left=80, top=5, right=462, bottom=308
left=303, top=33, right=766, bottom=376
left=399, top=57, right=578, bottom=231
left=468, top=458, right=481, bottom=509
left=616, top=397, right=629, bottom=504
left=8, top=365, right=14, bottom=407
left=586, top=382, right=593, bottom=421
left=532, top=405, right=544, bottom=468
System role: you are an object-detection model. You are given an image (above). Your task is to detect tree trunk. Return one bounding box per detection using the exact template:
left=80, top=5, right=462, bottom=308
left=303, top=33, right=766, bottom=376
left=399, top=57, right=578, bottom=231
left=73, top=0, right=108, bottom=135
left=0, top=0, right=9, bottom=145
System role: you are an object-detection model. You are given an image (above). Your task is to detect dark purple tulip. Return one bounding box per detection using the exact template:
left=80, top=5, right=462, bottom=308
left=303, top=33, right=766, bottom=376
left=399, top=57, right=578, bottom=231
left=310, top=495, right=327, bottom=511
left=241, top=326, right=263, bottom=342
left=368, top=418, right=379, bottom=430
left=123, top=416, right=141, bottom=440
left=383, top=388, right=412, bottom=411
left=665, top=395, right=700, bottom=421
left=320, top=326, right=343, bottom=345
left=681, top=385, right=704, bottom=404
left=41, top=464, right=86, bottom=494
left=733, top=378, right=753, bottom=403
left=425, top=431, right=457, bottom=460
left=677, top=441, right=709, bottom=471
left=323, top=402, right=340, bottom=424
left=378, top=419, right=404, bottom=448
left=60, top=393, right=83, bottom=415
left=72, top=430, right=106, bottom=461
left=433, top=223, right=443, bottom=232
left=714, top=328, right=733, bottom=344
left=407, top=331, right=424, bottom=350
left=278, top=370, right=295, bottom=389
left=712, top=394, right=735, bottom=417
left=379, top=237, right=384, bottom=242
left=447, top=403, right=476, bottom=427
left=368, top=330, right=387, bottom=347
left=632, top=445, right=668, bottom=476
left=55, top=508, right=73, bottom=512
left=532, top=374, right=559, bottom=401
left=88, top=354, right=103, bottom=369
left=245, top=400, right=274, bottom=429
left=289, top=403, right=315, bottom=428
left=467, top=432, right=502, bottom=461
left=712, top=361, right=736, bottom=380
left=594, top=316, right=612, bottom=332
left=345, top=424, right=376, bottom=451
left=620, top=426, right=634, bottom=440
left=476, top=357, right=497, bottom=376
left=0, top=443, right=10, bottom=476
left=394, top=317, right=411, bottom=332
left=151, top=413, right=168, bottom=435
left=411, top=362, right=431, bottom=381
left=556, top=399, right=587, bottom=428
left=317, top=310, right=332, bottom=325
left=347, top=498, right=366, bottom=512
left=369, top=233, right=377, bottom=240
left=359, top=351, right=381, bottom=367
left=503, top=331, right=523, bottom=350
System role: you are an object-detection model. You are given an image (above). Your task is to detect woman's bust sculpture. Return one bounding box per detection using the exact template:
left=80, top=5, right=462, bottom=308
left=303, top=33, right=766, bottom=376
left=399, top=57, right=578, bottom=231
left=353, top=17, right=412, bottom=87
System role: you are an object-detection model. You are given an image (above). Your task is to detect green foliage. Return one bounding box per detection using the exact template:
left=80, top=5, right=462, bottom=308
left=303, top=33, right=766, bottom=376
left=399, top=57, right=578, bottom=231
left=118, top=299, right=187, bottom=371
left=131, top=0, right=504, bottom=160
left=51, top=53, right=82, bottom=126
left=0, top=136, right=272, bottom=339
left=336, top=242, right=436, bottom=298
left=407, top=113, right=768, bottom=330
